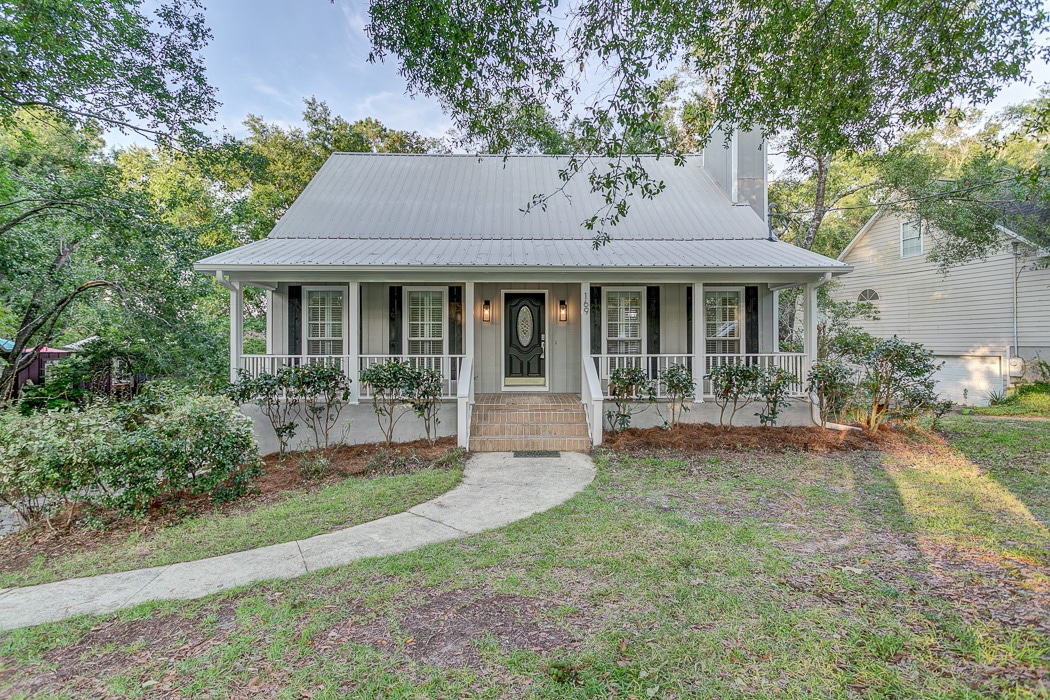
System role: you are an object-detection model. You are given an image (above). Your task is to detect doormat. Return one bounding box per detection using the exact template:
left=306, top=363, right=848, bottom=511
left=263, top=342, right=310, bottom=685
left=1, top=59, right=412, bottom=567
left=513, top=451, right=560, bottom=458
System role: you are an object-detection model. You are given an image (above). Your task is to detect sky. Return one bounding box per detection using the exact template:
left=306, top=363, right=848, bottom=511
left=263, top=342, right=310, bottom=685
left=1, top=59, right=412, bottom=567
left=110, top=0, right=1049, bottom=151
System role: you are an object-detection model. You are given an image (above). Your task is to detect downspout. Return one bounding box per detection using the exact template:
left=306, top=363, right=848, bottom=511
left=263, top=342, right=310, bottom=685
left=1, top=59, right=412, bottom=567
left=1012, top=241, right=1020, bottom=362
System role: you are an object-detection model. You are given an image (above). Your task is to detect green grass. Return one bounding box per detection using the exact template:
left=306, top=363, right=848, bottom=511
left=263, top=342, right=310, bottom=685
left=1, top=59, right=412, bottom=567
left=3, top=422, right=1049, bottom=698
left=0, top=466, right=463, bottom=588
left=974, top=382, right=1050, bottom=418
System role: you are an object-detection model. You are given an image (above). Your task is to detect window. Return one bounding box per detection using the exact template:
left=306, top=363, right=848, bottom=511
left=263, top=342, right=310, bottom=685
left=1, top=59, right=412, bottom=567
left=605, top=289, right=643, bottom=355
left=305, top=288, right=345, bottom=355
left=406, top=288, right=445, bottom=355
left=900, top=220, right=922, bottom=258
left=705, top=289, right=742, bottom=354
left=857, top=289, right=880, bottom=302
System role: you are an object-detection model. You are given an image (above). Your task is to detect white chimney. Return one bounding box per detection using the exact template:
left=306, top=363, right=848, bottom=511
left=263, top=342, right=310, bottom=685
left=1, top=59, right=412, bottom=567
left=702, top=126, right=767, bottom=223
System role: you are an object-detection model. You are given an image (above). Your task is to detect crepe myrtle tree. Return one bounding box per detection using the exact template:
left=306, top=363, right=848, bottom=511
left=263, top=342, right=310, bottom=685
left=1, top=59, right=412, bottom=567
left=358, top=0, right=1046, bottom=244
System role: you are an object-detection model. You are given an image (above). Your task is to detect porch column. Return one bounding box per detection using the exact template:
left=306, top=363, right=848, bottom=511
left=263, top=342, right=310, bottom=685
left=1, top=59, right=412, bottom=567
left=803, top=281, right=818, bottom=371
left=348, top=281, right=360, bottom=404
left=265, top=290, right=274, bottom=355
left=771, top=289, right=780, bottom=352
left=580, top=282, right=590, bottom=373
left=229, top=282, right=243, bottom=382
left=464, top=281, right=475, bottom=402
left=692, top=282, right=704, bottom=402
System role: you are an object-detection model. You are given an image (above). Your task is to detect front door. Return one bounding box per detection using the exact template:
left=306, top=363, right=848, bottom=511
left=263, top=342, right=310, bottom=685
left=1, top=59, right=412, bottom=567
left=504, top=293, right=545, bottom=386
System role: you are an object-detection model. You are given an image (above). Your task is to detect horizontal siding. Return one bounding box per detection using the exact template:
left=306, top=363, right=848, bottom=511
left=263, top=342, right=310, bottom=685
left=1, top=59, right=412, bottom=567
left=836, top=212, right=1050, bottom=355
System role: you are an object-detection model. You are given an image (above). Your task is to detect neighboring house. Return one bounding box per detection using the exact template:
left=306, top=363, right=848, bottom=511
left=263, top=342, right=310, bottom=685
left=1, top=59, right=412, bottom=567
left=0, top=338, right=70, bottom=395
left=834, top=210, right=1050, bottom=406
left=194, top=133, right=850, bottom=452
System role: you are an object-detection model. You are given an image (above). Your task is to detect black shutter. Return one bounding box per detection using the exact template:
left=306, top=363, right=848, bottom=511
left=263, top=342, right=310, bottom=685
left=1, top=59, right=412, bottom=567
left=389, top=285, right=403, bottom=355
left=448, top=285, right=463, bottom=355
left=686, top=286, right=693, bottom=355
left=287, top=285, right=302, bottom=355
left=646, top=286, right=660, bottom=355
left=745, top=285, right=759, bottom=354
left=590, top=285, right=602, bottom=355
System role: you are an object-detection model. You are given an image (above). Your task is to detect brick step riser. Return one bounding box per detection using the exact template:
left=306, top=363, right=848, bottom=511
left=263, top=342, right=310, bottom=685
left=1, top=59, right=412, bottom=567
left=470, top=413, right=587, bottom=425
left=469, top=438, right=592, bottom=452
left=471, top=425, right=590, bottom=438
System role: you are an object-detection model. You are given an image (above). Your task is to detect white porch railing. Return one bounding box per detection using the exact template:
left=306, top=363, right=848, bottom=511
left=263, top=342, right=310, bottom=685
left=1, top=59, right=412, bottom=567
left=236, top=354, right=465, bottom=400
left=592, top=352, right=809, bottom=399
left=704, top=353, right=808, bottom=395
left=239, top=354, right=352, bottom=377
left=358, top=355, right=465, bottom=399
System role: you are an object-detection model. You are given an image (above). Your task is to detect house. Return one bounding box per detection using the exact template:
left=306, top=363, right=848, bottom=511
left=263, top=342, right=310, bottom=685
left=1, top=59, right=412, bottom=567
left=834, top=209, right=1050, bottom=405
left=194, top=133, right=851, bottom=452
left=0, top=339, right=70, bottom=396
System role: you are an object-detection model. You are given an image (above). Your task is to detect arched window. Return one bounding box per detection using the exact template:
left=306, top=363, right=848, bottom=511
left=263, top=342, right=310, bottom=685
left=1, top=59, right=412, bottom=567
left=857, top=289, right=880, bottom=302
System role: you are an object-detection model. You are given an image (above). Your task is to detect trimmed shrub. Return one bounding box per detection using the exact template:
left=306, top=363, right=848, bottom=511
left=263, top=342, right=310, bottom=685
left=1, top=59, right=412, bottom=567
left=756, top=365, right=795, bottom=427
left=856, top=337, right=945, bottom=432
left=657, top=363, right=694, bottom=429
left=227, top=367, right=299, bottom=457
left=807, top=358, right=857, bottom=427
left=707, top=363, right=763, bottom=428
left=408, top=365, right=444, bottom=445
left=286, top=363, right=353, bottom=451
left=605, top=365, right=655, bottom=432
left=361, top=359, right=416, bottom=447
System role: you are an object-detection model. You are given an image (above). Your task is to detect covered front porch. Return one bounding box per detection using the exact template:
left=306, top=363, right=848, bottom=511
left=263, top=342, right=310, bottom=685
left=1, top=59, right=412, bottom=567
left=222, top=274, right=827, bottom=450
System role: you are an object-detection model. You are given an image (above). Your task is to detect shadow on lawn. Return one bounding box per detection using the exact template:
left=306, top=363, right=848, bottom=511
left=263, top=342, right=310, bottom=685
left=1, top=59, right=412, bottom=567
left=864, top=439, right=1050, bottom=636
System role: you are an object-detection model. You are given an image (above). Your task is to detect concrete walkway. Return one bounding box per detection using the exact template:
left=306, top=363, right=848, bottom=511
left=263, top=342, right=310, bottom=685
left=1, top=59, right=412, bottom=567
left=0, top=452, right=595, bottom=631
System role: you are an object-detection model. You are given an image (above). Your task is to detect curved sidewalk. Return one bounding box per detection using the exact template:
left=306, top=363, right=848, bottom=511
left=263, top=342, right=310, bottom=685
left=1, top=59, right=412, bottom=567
left=0, top=452, right=595, bottom=631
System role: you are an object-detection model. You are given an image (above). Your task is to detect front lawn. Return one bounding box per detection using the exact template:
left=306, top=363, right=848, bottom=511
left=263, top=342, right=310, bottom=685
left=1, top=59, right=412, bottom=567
left=0, top=443, right=465, bottom=588
left=2, top=418, right=1048, bottom=698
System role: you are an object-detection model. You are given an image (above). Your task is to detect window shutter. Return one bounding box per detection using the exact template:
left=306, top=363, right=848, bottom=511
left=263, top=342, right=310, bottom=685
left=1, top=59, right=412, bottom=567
left=389, top=285, right=402, bottom=355
left=686, top=286, right=693, bottom=355
left=590, top=286, right=602, bottom=355
left=287, top=285, right=302, bottom=355
left=448, top=285, right=463, bottom=355
left=745, top=286, right=759, bottom=354
left=646, top=286, right=660, bottom=355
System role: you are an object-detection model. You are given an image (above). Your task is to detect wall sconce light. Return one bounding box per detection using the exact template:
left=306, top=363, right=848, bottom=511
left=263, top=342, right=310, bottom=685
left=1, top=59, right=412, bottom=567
left=559, top=300, right=567, bottom=322
left=482, top=300, right=491, bottom=323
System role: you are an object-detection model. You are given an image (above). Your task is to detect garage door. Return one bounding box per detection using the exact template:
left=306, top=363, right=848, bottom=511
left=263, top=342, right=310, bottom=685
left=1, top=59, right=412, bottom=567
left=933, top=355, right=1005, bottom=406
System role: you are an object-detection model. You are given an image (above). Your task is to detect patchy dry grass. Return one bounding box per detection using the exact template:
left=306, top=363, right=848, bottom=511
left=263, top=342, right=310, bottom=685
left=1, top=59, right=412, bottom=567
left=1, top=418, right=1048, bottom=698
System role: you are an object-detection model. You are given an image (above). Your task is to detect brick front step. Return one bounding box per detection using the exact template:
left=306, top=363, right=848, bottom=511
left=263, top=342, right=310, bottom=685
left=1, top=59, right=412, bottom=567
left=469, top=396, right=592, bottom=452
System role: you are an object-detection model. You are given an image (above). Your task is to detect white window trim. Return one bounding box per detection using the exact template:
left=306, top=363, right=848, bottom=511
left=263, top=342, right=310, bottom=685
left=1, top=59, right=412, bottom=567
left=603, top=286, right=647, bottom=356
left=302, top=286, right=349, bottom=357
left=403, top=286, right=448, bottom=356
left=900, top=220, right=923, bottom=258
left=858, top=288, right=880, bottom=302
left=704, top=286, right=745, bottom=356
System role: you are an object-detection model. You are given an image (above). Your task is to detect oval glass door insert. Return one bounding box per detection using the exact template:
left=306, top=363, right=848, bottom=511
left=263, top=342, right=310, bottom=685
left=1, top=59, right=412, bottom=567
left=516, top=306, right=534, bottom=346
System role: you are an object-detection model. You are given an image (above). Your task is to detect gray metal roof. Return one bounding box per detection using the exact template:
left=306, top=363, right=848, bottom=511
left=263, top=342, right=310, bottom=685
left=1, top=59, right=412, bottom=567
left=197, top=237, right=849, bottom=271
left=196, top=154, right=850, bottom=272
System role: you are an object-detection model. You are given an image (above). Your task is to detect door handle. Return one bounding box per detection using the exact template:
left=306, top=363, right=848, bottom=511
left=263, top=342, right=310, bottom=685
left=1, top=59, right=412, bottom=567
left=541, top=337, right=546, bottom=360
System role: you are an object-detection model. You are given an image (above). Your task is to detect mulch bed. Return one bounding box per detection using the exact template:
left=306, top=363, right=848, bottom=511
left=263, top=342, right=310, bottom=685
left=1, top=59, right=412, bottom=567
left=0, top=437, right=462, bottom=576
left=602, top=422, right=906, bottom=453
